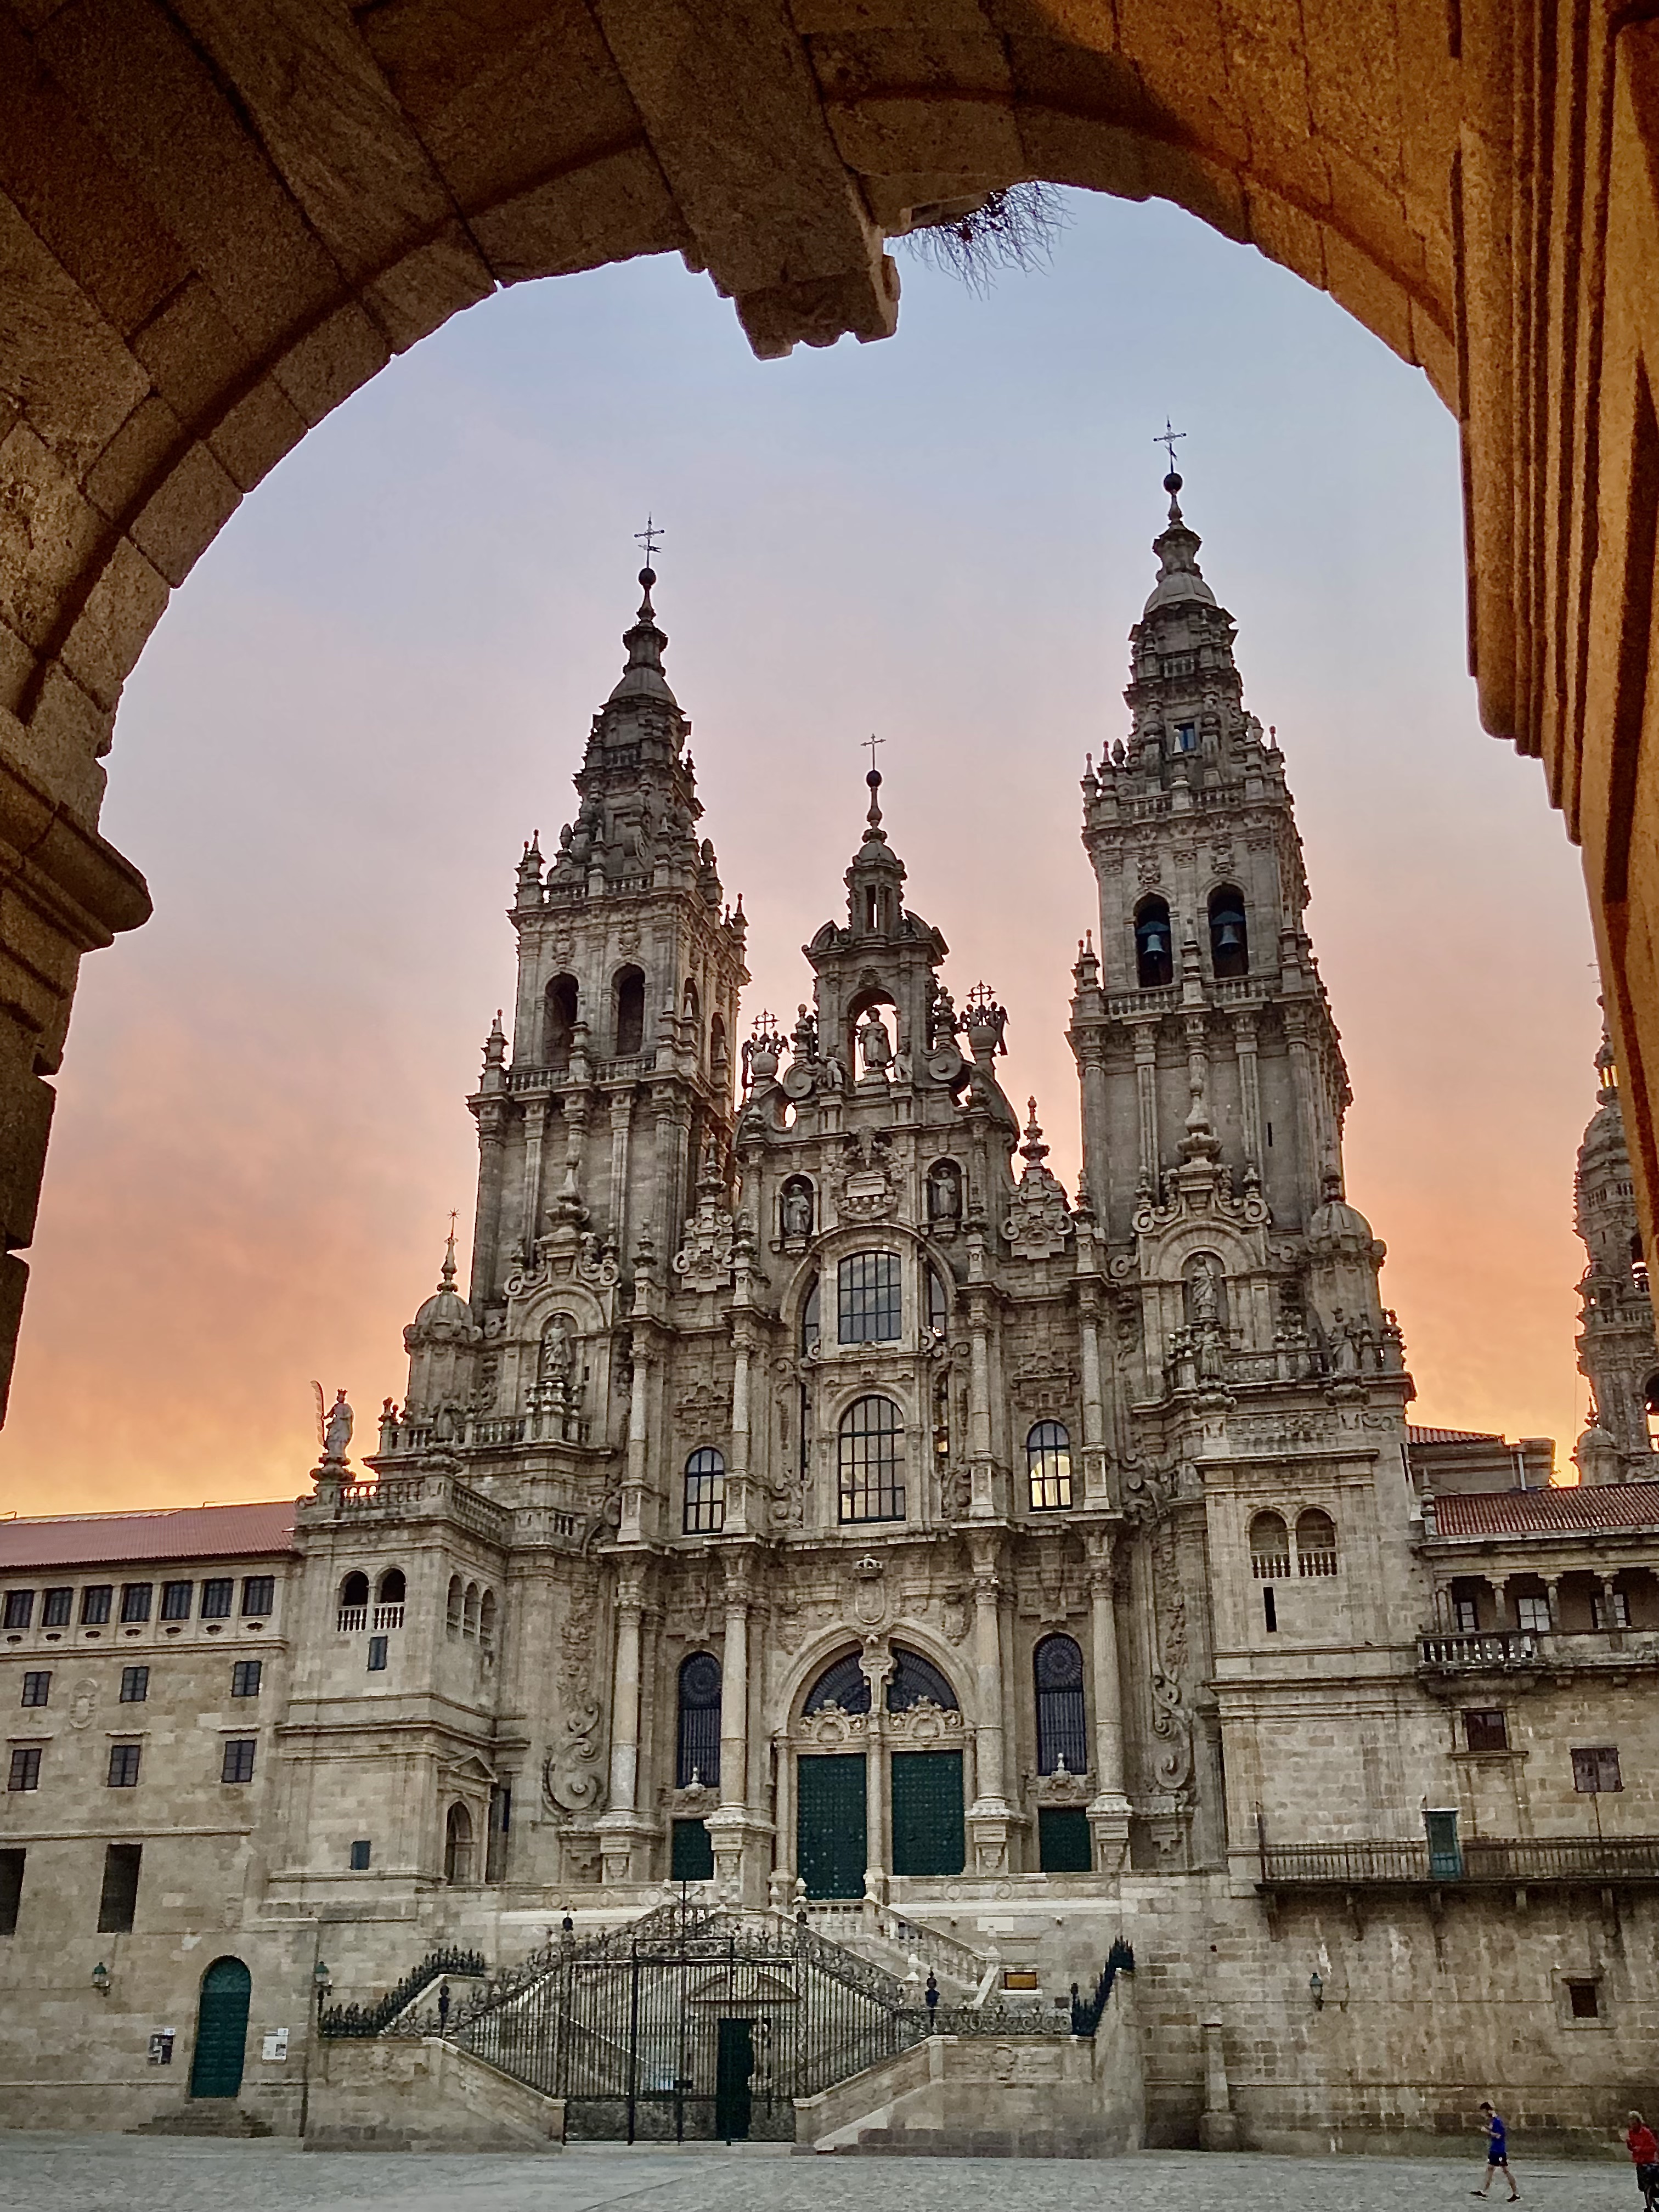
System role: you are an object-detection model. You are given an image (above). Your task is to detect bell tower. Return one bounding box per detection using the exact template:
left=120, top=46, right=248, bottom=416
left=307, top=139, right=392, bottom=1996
left=1572, top=1024, right=1659, bottom=1481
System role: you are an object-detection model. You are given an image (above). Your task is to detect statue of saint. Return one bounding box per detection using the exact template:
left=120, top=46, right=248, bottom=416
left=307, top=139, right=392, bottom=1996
left=858, top=1011, right=893, bottom=1076
left=782, top=1181, right=813, bottom=1239
left=928, top=1164, right=962, bottom=1223
left=539, top=1316, right=575, bottom=1383
left=321, top=1387, right=353, bottom=1460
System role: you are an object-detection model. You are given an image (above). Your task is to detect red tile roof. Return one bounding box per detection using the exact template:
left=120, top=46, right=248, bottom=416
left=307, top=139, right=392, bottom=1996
left=1432, top=1484, right=1659, bottom=1538
left=1409, top=1425, right=1504, bottom=1445
left=0, top=1500, right=298, bottom=1573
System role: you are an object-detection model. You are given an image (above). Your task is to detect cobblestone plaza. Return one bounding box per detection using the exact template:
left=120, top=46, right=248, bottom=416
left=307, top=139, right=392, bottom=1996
left=0, top=2141, right=1641, bottom=2212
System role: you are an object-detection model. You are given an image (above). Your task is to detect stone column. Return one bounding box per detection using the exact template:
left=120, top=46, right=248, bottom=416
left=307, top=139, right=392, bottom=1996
left=622, top=1330, right=651, bottom=1540
left=1133, top=1024, right=1160, bottom=1193
left=607, top=1088, right=633, bottom=1254
left=725, top=1317, right=754, bottom=1536
left=469, top=1099, right=507, bottom=1309
left=1233, top=1013, right=1264, bottom=1170
left=1600, top=1575, right=1625, bottom=1645
left=1077, top=1286, right=1111, bottom=1506
left=859, top=1645, right=895, bottom=1908
left=1199, top=2018, right=1241, bottom=2150
left=965, top=1538, right=1017, bottom=1874
left=708, top=1554, right=773, bottom=1903
left=520, top=1096, right=549, bottom=1258
left=1085, top=1531, right=1132, bottom=1865
left=597, top=1561, right=653, bottom=1882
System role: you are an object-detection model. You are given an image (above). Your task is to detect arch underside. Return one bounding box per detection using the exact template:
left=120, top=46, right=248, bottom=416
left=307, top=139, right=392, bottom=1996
left=0, top=0, right=1656, bottom=1409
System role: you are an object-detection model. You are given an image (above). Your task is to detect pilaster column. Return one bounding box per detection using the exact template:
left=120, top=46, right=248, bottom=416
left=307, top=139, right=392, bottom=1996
left=520, top=1097, right=549, bottom=1257
left=706, top=1553, right=774, bottom=1903
left=859, top=1644, right=894, bottom=1906
left=1133, top=1024, right=1160, bottom=1193
left=469, top=1101, right=507, bottom=1308
left=607, top=1088, right=633, bottom=1254
left=1077, top=1286, right=1110, bottom=1506
left=1234, top=1013, right=1263, bottom=1171
left=964, top=1538, right=1018, bottom=1875
left=596, top=1561, right=656, bottom=1882
left=622, top=1331, right=651, bottom=1540
left=1084, top=1533, right=1130, bottom=1813
left=725, top=1317, right=754, bottom=1535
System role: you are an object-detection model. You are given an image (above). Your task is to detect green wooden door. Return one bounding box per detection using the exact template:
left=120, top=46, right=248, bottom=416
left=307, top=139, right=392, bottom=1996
left=797, top=1754, right=867, bottom=1898
left=672, top=1816, right=714, bottom=1881
left=1038, top=1805, right=1093, bottom=1872
left=890, top=1751, right=964, bottom=1877
left=714, top=2018, right=754, bottom=2140
left=189, top=1956, right=251, bottom=2098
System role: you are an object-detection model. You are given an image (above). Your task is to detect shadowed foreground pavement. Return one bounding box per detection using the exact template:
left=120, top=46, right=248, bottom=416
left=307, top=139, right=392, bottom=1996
left=0, top=2140, right=1637, bottom=2212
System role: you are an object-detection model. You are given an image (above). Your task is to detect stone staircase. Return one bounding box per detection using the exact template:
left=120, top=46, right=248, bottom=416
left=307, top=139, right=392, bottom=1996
left=800, top=1901, right=992, bottom=2004
left=129, top=2104, right=274, bottom=2137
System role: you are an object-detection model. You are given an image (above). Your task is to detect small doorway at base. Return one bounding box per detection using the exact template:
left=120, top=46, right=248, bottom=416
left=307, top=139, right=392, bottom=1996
left=672, top=1816, right=714, bottom=1881
left=1038, top=1805, right=1093, bottom=1872
left=714, top=2017, right=754, bottom=2141
left=797, top=1753, right=867, bottom=1898
left=890, top=1751, right=964, bottom=1877
left=188, top=1956, right=252, bottom=2098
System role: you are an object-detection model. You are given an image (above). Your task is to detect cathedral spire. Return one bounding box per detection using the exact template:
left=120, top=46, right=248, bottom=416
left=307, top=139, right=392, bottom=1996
left=608, top=562, right=679, bottom=707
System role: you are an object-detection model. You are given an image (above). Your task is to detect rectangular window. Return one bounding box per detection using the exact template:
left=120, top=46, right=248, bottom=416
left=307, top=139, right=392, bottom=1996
left=159, top=1581, right=193, bottom=1622
left=19, top=1672, right=48, bottom=1709
left=837, top=1251, right=902, bottom=1345
left=198, top=1578, right=233, bottom=1619
left=1463, top=1708, right=1508, bottom=1753
left=231, top=1660, right=262, bottom=1698
left=1176, top=720, right=1197, bottom=750
left=1567, top=1979, right=1600, bottom=2019
left=80, top=1585, right=112, bottom=1626
left=1037, top=1806, right=1094, bottom=1874
left=0, top=1848, right=22, bottom=1935
left=2, top=1590, right=33, bottom=1630
left=118, top=1583, right=152, bottom=1624
left=107, top=1742, right=142, bottom=1787
left=1572, top=1746, right=1622, bottom=1793
left=41, top=1588, right=71, bottom=1628
left=220, top=1739, right=256, bottom=1784
left=1453, top=1596, right=1479, bottom=1632
left=7, top=1747, right=40, bottom=1792
left=837, top=1396, right=905, bottom=1524
left=1591, top=1590, right=1631, bottom=1630
left=1263, top=1586, right=1278, bottom=1633
left=367, top=1635, right=388, bottom=1672
left=1515, top=1595, right=1550, bottom=1632
left=241, top=1576, right=275, bottom=1617
left=97, top=1842, right=142, bottom=1933
left=349, top=1839, right=371, bottom=1871
left=119, top=1666, right=149, bottom=1703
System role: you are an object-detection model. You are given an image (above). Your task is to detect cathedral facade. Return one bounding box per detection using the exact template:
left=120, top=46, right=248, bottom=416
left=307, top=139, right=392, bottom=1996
left=2, top=484, right=1658, bottom=2149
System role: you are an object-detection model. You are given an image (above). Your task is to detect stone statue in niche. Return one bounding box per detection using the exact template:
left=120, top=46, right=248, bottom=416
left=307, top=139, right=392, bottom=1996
left=927, top=1160, right=962, bottom=1226
left=781, top=1178, right=814, bottom=1239
left=539, top=1314, right=576, bottom=1383
left=1183, top=1254, right=1226, bottom=1330
left=857, top=1009, right=893, bottom=1078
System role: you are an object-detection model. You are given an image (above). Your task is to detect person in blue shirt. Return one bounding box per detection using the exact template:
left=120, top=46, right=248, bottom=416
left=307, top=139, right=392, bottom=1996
left=1474, top=2102, right=1519, bottom=2200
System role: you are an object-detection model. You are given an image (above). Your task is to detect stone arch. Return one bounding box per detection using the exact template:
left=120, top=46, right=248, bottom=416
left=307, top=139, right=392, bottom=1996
left=0, top=7, right=1656, bottom=1420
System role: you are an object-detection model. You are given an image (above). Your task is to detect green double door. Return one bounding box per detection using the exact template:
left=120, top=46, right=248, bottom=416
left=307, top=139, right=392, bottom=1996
left=797, top=1754, right=867, bottom=1898
left=797, top=1751, right=966, bottom=1891
left=891, top=1751, right=964, bottom=1877
left=189, top=1956, right=251, bottom=2098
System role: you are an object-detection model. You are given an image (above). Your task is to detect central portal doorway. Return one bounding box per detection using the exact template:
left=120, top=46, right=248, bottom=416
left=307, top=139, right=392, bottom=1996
left=797, top=1753, right=866, bottom=1898
left=890, top=1750, right=965, bottom=1876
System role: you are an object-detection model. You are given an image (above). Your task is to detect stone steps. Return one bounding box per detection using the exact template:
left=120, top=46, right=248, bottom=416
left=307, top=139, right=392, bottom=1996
left=129, top=2104, right=274, bottom=2137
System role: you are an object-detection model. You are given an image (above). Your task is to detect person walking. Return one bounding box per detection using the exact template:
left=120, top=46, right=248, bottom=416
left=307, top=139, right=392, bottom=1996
left=1472, top=2101, right=1519, bottom=2200
left=1624, top=2111, right=1658, bottom=2212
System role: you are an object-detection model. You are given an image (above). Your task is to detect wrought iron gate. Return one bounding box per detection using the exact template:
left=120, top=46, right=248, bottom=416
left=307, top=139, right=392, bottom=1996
left=448, top=1898, right=917, bottom=2142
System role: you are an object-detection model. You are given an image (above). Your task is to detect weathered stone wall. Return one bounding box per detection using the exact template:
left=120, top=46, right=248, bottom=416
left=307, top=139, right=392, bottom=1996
left=307, top=2035, right=565, bottom=2151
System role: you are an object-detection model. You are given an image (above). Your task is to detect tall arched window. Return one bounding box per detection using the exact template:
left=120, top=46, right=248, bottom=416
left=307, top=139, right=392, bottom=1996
left=463, top=1582, right=480, bottom=1637
left=838, top=1251, right=902, bottom=1344
left=838, top=1396, right=904, bottom=1523
left=676, top=1652, right=721, bottom=1787
left=800, top=1276, right=821, bottom=1355
left=709, top=1013, right=728, bottom=1084
left=376, top=1568, right=405, bottom=1605
left=444, top=1801, right=474, bottom=1883
left=613, top=966, right=645, bottom=1056
left=1249, top=1511, right=1290, bottom=1578
left=1027, top=1420, right=1073, bottom=1510
left=544, top=974, right=578, bottom=1068
left=446, top=1576, right=462, bottom=1638
left=1295, top=1508, right=1338, bottom=1576
left=479, top=1589, right=497, bottom=1647
left=683, top=1447, right=726, bottom=1534
left=1208, top=887, right=1249, bottom=978
left=1646, top=1375, right=1659, bottom=1450
left=1034, top=1634, right=1087, bottom=1775
left=1135, top=896, right=1173, bottom=989
left=339, top=1571, right=369, bottom=1611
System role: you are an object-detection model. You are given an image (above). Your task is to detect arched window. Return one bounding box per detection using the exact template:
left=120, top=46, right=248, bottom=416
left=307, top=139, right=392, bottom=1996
left=886, top=1646, right=959, bottom=1711
left=463, top=1582, right=480, bottom=1638
left=1027, top=1420, right=1073, bottom=1510
left=613, top=966, right=645, bottom=1057
left=676, top=1652, right=721, bottom=1787
left=479, top=1589, right=497, bottom=1648
left=340, top=1571, right=369, bottom=1611
left=445, top=1576, right=462, bottom=1638
left=927, top=1266, right=949, bottom=1336
left=710, top=1013, right=728, bottom=1082
left=780, top=1176, right=814, bottom=1241
left=800, top=1277, right=821, bottom=1355
left=376, top=1568, right=405, bottom=1605
left=683, top=1447, right=726, bottom=1534
left=444, top=1802, right=474, bottom=1883
left=544, top=974, right=578, bottom=1069
left=1295, top=1508, right=1338, bottom=1576
left=1208, top=887, right=1249, bottom=978
left=1646, top=1375, right=1659, bottom=1451
left=1249, top=1511, right=1291, bottom=1579
left=1135, top=896, right=1173, bottom=989
left=804, top=1649, right=871, bottom=1714
left=1630, top=1231, right=1649, bottom=1297
left=1034, top=1634, right=1087, bottom=1775
left=682, top=978, right=699, bottom=1029
left=838, top=1396, right=904, bottom=1523
left=838, top=1251, right=902, bottom=1344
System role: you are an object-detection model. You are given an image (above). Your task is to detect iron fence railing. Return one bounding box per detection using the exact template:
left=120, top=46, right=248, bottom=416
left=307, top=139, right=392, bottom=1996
left=320, top=1946, right=487, bottom=2038
left=1259, top=1836, right=1659, bottom=1885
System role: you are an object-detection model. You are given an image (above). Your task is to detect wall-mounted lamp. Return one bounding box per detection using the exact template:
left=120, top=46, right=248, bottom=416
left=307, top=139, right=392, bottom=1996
left=1308, top=1970, right=1324, bottom=2012
left=91, top=1960, right=110, bottom=1997
left=313, top=1957, right=331, bottom=2022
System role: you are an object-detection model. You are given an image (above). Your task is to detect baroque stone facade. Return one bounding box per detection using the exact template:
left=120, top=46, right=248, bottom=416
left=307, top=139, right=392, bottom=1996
left=3, top=493, right=1658, bottom=2149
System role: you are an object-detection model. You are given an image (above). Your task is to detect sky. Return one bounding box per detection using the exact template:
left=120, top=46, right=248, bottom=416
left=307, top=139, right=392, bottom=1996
left=0, top=191, right=1602, bottom=1517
